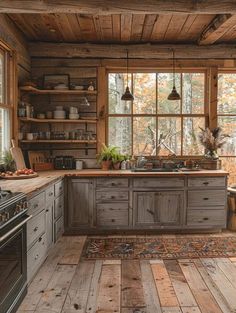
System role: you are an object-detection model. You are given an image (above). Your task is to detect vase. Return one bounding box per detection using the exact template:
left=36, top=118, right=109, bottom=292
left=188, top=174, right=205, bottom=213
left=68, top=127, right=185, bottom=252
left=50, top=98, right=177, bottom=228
left=205, top=150, right=219, bottom=160
left=101, top=160, right=112, bottom=171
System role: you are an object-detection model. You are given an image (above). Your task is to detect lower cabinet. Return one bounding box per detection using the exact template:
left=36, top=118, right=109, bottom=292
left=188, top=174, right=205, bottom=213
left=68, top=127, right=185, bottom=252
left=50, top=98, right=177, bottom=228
left=134, top=191, right=184, bottom=226
left=67, top=178, right=94, bottom=230
left=45, top=202, right=54, bottom=251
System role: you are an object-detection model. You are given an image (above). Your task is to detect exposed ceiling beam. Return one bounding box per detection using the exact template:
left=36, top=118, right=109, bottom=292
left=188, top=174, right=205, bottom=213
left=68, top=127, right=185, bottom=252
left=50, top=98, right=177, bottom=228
left=199, top=14, right=236, bottom=45
left=1, top=0, right=236, bottom=14
left=29, top=42, right=236, bottom=59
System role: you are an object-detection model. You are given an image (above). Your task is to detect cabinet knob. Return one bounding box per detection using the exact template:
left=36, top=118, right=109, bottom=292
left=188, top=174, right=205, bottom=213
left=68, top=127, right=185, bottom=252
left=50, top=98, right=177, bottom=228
left=203, top=182, right=209, bottom=185
left=49, top=192, right=53, bottom=196
left=33, top=226, right=38, bottom=232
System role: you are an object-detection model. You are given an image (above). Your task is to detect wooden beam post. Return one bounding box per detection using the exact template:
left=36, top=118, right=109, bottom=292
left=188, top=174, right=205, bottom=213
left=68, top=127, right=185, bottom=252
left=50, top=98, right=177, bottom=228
left=29, top=42, right=236, bottom=59
left=199, top=14, right=236, bottom=45
left=1, top=0, right=236, bottom=14
left=97, top=67, right=107, bottom=152
left=209, top=67, right=218, bottom=130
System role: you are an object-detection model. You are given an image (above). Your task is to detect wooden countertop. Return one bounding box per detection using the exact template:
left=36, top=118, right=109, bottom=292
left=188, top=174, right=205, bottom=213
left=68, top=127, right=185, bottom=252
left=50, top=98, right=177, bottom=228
left=0, top=169, right=228, bottom=197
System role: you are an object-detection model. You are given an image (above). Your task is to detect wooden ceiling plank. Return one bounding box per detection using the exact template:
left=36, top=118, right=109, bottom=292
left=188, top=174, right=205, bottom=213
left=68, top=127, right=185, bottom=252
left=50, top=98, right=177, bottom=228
left=131, top=14, right=146, bottom=42
left=112, top=14, right=121, bottom=42
left=66, top=14, right=83, bottom=41
left=2, top=1, right=236, bottom=14
left=164, top=14, right=188, bottom=41
left=150, top=15, right=172, bottom=41
left=41, top=14, right=65, bottom=42
left=29, top=42, right=236, bottom=59
left=53, top=13, right=79, bottom=42
left=7, top=13, right=39, bottom=40
left=219, top=25, right=236, bottom=42
left=141, top=14, right=158, bottom=42
left=76, top=14, right=96, bottom=41
left=199, top=14, right=236, bottom=45
left=121, top=14, right=132, bottom=42
left=177, top=15, right=198, bottom=41
left=99, top=15, right=113, bottom=41
left=185, top=14, right=216, bottom=41
left=93, top=15, right=103, bottom=41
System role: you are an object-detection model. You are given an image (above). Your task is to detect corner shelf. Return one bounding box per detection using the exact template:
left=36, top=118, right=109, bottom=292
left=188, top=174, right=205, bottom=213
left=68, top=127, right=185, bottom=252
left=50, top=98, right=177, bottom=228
left=19, top=117, right=97, bottom=124
left=20, top=140, right=97, bottom=144
left=19, top=86, right=97, bottom=95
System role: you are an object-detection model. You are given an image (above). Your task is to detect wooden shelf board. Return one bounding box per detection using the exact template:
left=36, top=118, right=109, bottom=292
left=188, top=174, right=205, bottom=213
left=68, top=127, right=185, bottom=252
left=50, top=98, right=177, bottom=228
left=19, top=117, right=97, bottom=124
left=20, top=140, right=97, bottom=144
left=19, top=86, right=97, bottom=95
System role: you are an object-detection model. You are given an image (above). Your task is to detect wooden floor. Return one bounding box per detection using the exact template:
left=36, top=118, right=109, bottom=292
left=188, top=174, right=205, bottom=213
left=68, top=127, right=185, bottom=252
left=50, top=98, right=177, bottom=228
left=17, top=235, right=236, bottom=313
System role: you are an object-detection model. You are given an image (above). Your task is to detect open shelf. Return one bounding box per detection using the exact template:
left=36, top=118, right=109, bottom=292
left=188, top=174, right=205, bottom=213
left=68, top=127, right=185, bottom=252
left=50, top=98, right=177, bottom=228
left=19, top=117, right=97, bottom=124
left=20, top=140, right=97, bottom=144
left=19, top=86, right=97, bottom=95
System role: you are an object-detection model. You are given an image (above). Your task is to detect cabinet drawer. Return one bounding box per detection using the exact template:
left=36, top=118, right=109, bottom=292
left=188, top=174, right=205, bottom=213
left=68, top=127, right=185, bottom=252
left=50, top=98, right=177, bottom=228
left=188, top=190, right=226, bottom=207
left=96, top=190, right=129, bottom=202
left=96, top=203, right=129, bottom=227
left=45, top=185, right=54, bottom=203
left=96, top=178, right=129, bottom=188
left=55, top=180, right=64, bottom=198
left=54, top=194, right=64, bottom=220
left=188, top=177, right=226, bottom=188
left=27, top=233, right=46, bottom=282
left=28, top=191, right=45, bottom=215
left=187, top=209, right=226, bottom=227
left=27, top=209, right=45, bottom=249
left=54, top=216, right=64, bottom=241
left=133, top=177, right=184, bottom=188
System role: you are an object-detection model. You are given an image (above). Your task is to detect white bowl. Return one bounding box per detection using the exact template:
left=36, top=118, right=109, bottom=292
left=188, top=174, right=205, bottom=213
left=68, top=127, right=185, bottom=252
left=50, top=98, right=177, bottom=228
left=54, top=110, right=66, bottom=119
left=69, top=113, right=79, bottom=120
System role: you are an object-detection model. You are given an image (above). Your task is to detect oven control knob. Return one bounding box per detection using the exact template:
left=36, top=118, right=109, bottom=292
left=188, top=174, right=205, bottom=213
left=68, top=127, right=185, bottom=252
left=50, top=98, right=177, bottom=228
left=0, top=212, right=8, bottom=222
left=23, top=201, right=28, bottom=209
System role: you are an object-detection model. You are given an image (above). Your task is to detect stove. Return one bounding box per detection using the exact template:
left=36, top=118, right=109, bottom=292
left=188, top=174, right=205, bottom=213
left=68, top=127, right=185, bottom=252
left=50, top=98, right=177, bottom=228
left=0, top=188, right=30, bottom=313
left=0, top=188, right=28, bottom=230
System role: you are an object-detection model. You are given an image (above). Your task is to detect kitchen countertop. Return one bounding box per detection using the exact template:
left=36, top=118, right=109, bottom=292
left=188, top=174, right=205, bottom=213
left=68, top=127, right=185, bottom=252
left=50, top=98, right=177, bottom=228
left=0, top=169, right=228, bottom=197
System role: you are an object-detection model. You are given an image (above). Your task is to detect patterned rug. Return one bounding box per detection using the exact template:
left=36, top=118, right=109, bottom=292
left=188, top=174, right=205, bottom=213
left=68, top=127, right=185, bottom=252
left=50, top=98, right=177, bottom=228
left=82, top=235, right=236, bottom=259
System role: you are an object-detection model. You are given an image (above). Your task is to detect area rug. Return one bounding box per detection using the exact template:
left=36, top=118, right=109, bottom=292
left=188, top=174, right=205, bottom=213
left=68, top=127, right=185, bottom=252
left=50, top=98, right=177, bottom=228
left=82, top=235, right=236, bottom=259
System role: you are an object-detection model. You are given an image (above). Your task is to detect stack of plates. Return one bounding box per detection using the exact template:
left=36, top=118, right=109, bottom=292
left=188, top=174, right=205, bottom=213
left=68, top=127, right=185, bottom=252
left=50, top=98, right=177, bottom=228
left=54, top=106, right=66, bottom=119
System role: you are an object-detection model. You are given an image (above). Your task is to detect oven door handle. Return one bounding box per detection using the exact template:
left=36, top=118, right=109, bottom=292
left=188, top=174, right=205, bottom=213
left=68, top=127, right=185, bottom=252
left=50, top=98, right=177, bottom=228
left=0, top=215, right=32, bottom=243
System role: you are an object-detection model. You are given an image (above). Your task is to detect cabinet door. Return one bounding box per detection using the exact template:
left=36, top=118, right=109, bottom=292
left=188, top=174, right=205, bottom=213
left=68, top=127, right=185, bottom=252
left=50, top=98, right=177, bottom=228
left=134, top=191, right=183, bottom=226
left=45, top=203, right=53, bottom=251
left=67, top=179, right=94, bottom=229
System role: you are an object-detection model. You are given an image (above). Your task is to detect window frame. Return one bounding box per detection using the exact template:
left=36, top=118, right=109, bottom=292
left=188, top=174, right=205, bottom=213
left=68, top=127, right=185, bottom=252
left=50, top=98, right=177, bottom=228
left=107, top=69, right=208, bottom=157
left=0, top=40, right=15, bottom=158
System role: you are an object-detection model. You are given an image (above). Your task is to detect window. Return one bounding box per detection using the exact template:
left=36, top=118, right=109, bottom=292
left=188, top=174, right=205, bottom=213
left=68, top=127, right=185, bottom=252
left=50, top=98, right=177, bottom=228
left=218, top=72, right=236, bottom=184
left=108, top=72, right=206, bottom=156
left=0, top=45, right=11, bottom=160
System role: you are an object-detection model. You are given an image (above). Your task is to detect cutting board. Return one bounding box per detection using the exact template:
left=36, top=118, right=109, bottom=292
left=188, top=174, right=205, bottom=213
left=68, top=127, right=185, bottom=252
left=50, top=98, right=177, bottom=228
left=10, top=139, right=26, bottom=170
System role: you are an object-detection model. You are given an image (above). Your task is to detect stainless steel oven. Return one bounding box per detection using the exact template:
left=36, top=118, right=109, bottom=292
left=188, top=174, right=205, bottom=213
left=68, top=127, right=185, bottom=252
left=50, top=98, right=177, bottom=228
left=0, top=190, right=31, bottom=313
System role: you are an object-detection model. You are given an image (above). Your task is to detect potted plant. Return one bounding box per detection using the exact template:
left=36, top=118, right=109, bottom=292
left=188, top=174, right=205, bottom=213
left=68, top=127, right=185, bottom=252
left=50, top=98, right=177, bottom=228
left=198, top=127, right=229, bottom=159
left=112, top=152, right=124, bottom=170
left=2, top=149, right=16, bottom=172
left=97, top=144, right=118, bottom=170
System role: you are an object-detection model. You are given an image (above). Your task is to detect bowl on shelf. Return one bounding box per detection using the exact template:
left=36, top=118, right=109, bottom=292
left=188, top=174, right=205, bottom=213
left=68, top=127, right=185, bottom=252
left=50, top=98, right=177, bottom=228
left=69, top=113, right=80, bottom=120
left=37, top=113, right=45, bottom=119
left=54, top=110, right=66, bottom=119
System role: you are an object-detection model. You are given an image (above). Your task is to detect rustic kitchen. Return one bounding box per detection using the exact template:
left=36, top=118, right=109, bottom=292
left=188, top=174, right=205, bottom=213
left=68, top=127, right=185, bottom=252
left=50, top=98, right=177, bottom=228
left=1, top=2, right=236, bottom=313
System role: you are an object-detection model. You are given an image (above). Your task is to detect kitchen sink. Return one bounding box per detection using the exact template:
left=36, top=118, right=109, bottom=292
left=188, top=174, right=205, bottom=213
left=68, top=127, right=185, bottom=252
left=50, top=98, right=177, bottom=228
left=131, top=168, right=179, bottom=172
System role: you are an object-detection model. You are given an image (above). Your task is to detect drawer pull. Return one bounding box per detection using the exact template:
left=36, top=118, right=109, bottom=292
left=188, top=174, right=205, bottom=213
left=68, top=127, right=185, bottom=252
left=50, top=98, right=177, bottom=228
left=111, top=183, right=115, bottom=186
left=46, top=209, right=49, bottom=212
left=203, top=217, right=209, bottom=220
left=38, top=236, right=42, bottom=242
left=203, top=197, right=209, bottom=200
left=33, top=226, right=38, bottom=232
left=111, top=196, right=115, bottom=199
left=34, top=204, right=39, bottom=209
left=203, top=182, right=209, bottom=185
left=147, top=209, right=154, bottom=216
left=49, top=192, right=54, bottom=196
left=35, top=254, right=39, bottom=260
left=111, top=219, right=115, bottom=222
left=59, top=186, right=62, bottom=190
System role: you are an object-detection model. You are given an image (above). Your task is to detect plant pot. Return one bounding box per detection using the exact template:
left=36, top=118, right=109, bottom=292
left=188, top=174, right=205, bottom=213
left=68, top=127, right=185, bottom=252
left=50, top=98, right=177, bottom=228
left=113, top=161, right=121, bottom=170
left=101, top=160, right=112, bottom=171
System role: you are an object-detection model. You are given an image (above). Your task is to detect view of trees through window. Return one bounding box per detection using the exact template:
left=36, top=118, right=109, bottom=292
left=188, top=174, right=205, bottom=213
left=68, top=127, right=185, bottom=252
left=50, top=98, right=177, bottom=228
left=218, top=73, right=236, bottom=184
left=108, top=72, right=205, bottom=156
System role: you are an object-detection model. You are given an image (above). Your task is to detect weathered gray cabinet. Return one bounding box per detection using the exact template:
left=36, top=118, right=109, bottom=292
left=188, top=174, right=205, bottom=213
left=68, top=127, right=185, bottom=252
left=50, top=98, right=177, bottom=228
left=67, top=178, right=94, bottom=230
left=134, top=191, right=184, bottom=226
left=45, top=202, right=53, bottom=251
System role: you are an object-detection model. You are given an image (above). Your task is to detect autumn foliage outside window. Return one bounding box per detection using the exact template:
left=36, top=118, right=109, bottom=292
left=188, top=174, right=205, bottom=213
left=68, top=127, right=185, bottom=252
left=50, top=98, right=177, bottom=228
left=108, top=72, right=206, bottom=156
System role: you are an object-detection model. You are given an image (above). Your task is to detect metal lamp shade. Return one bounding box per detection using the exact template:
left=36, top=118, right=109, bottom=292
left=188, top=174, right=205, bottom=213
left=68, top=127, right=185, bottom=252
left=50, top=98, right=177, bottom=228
left=121, top=86, right=134, bottom=101
left=167, top=86, right=181, bottom=101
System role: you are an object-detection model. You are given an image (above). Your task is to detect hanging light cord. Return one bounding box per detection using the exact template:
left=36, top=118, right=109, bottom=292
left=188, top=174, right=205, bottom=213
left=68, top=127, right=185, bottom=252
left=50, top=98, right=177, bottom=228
left=126, top=49, right=129, bottom=87
left=172, top=49, right=175, bottom=87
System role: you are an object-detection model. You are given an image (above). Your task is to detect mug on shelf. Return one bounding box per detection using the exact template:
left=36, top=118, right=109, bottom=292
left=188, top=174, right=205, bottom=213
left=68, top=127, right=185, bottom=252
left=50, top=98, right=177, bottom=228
left=26, top=133, right=34, bottom=140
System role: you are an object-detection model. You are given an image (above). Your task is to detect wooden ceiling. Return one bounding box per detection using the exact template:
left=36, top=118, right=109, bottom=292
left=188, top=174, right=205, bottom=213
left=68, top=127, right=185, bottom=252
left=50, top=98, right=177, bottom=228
left=7, top=13, right=236, bottom=45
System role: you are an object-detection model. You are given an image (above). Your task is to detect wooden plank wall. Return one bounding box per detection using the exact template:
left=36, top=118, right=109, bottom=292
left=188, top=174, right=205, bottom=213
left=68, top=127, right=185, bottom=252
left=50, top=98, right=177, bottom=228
left=0, top=14, right=31, bottom=83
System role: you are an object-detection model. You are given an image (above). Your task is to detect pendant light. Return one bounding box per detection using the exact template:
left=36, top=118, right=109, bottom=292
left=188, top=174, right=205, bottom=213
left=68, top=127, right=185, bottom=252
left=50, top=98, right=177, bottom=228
left=121, top=49, right=134, bottom=101
left=168, top=49, right=181, bottom=101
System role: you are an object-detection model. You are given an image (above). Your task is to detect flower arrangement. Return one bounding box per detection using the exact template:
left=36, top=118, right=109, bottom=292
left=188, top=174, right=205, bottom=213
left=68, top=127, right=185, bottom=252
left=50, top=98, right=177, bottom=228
left=198, top=127, right=229, bottom=159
